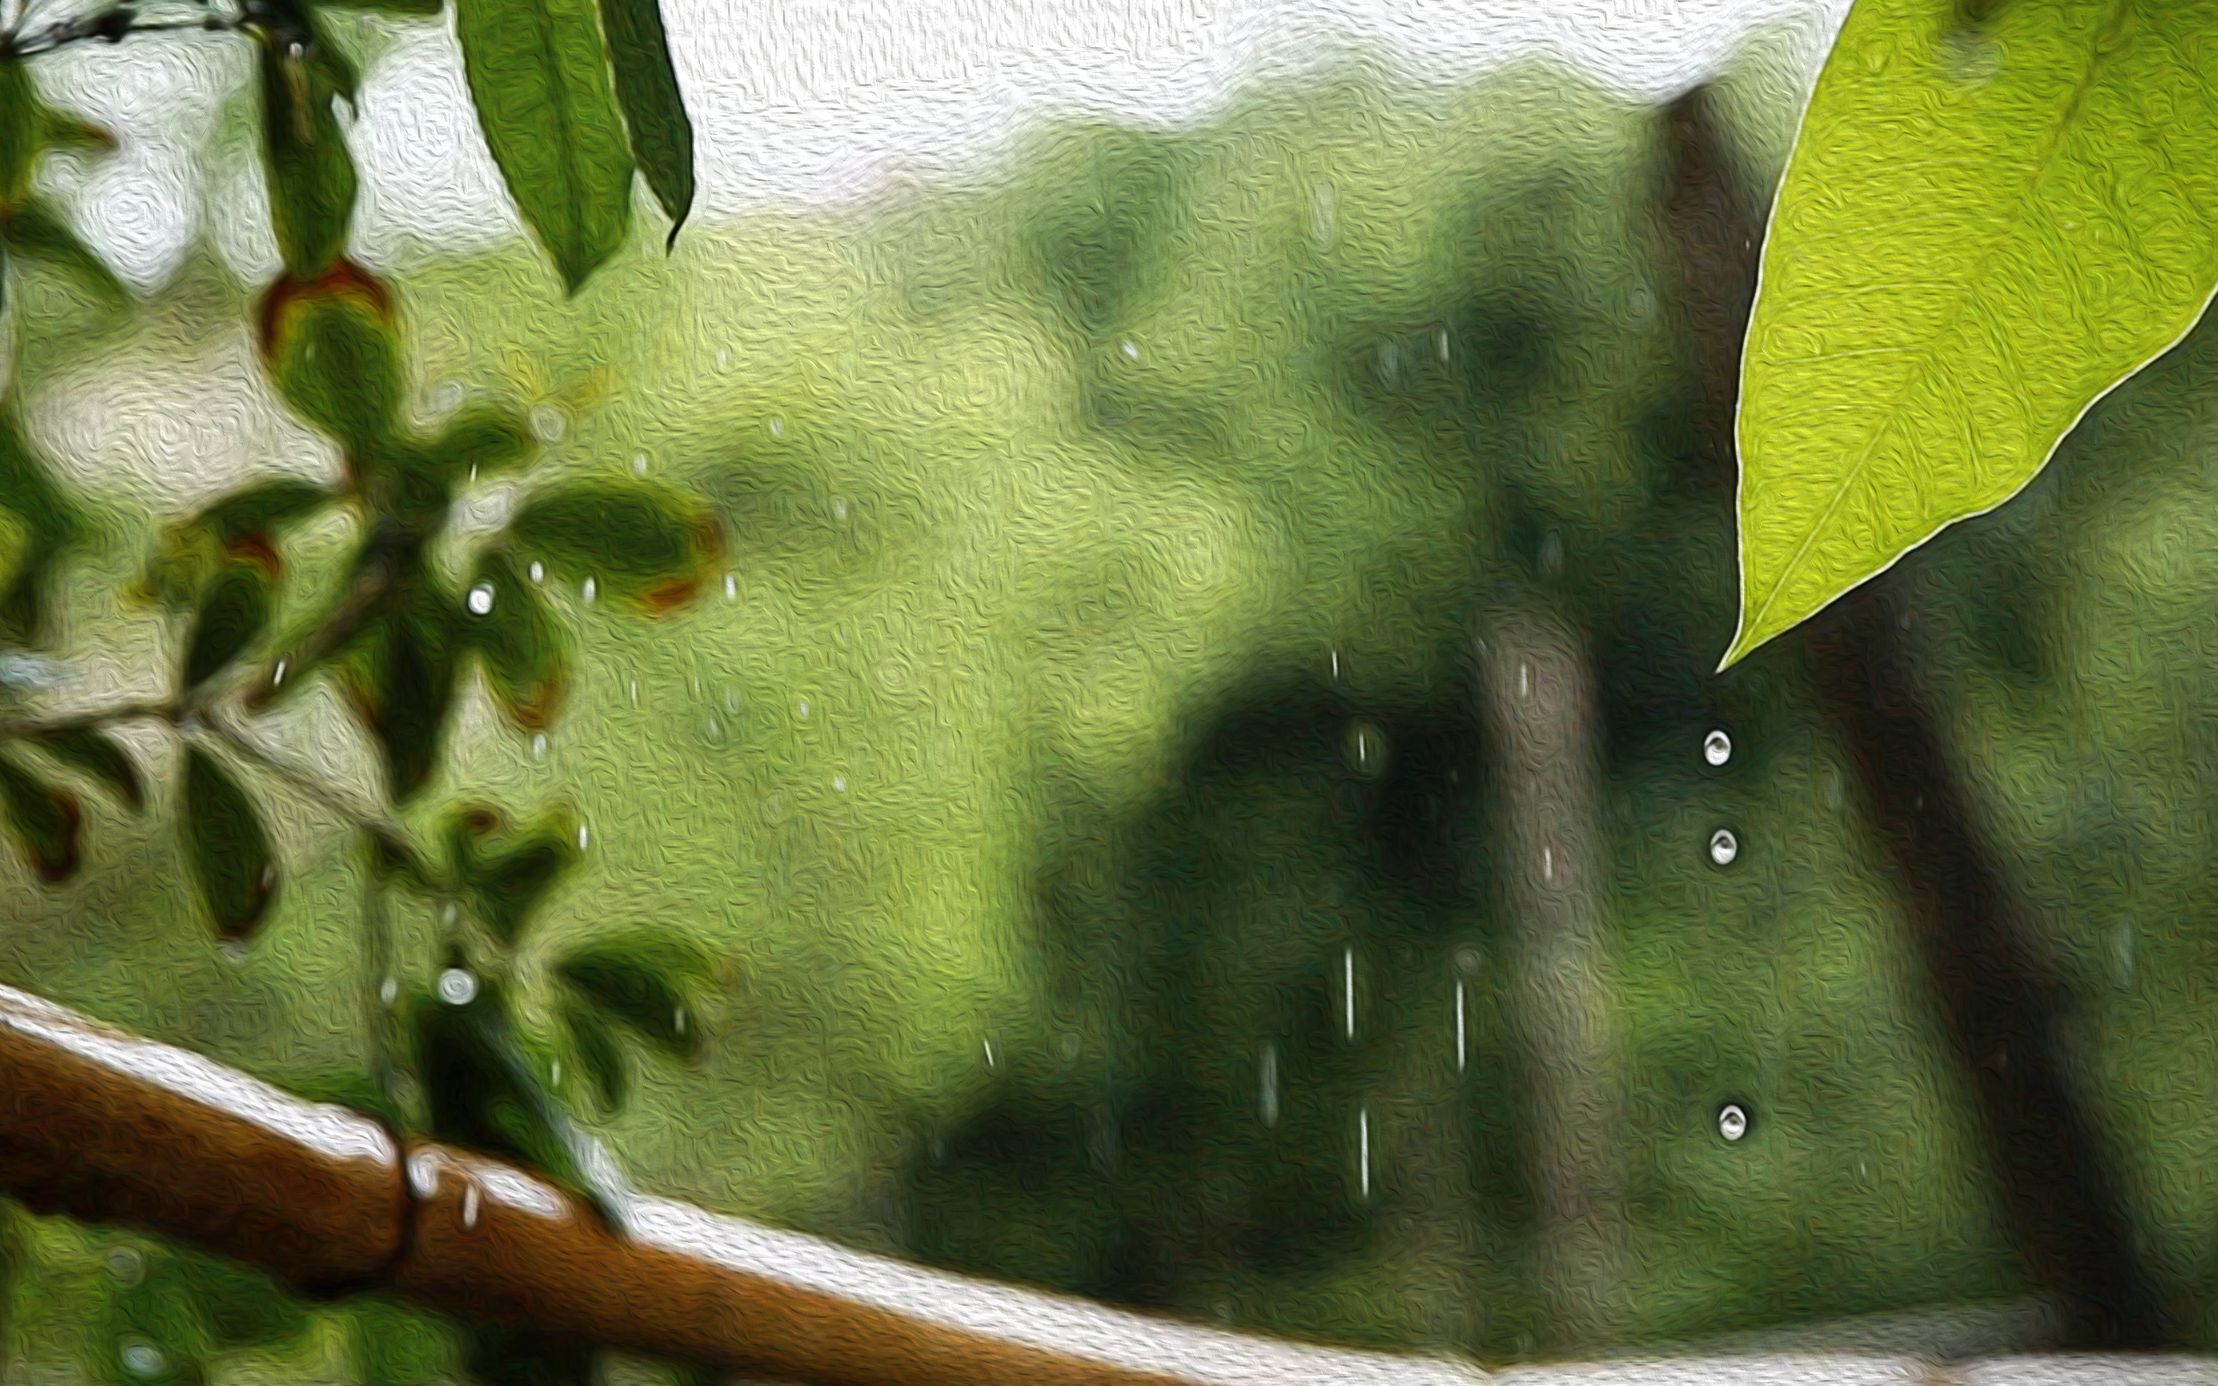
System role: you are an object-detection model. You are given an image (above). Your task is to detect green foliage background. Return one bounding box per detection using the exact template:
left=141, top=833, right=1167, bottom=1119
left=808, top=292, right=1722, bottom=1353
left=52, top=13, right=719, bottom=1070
left=4, top=23, right=2218, bottom=1381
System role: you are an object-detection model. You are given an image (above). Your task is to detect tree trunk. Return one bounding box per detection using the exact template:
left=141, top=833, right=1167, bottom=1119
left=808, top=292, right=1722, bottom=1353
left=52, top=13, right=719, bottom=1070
left=1658, top=82, right=2172, bottom=1350
left=1479, top=601, right=1626, bottom=1352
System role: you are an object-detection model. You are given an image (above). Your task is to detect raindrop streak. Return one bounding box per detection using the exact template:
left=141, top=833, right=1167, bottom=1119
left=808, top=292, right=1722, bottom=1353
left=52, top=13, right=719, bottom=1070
left=1708, top=829, right=1739, bottom=867
left=1356, top=1107, right=1371, bottom=1201
left=982, top=1039, right=996, bottom=1069
left=833, top=498, right=849, bottom=522
left=529, top=561, right=545, bottom=584
left=1704, top=729, right=1733, bottom=767
left=628, top=680, right=639, bottom=707
left=832, top=774, right=848, bottom=793
left=273, top=659, right=287, bottom=687
left=724, top=573, right=738, bottom=600
left=1454, top=979, right=1467, bottom=1073
left=1518, top=661, right=1532, bottom=701
left=1541, top=843, right=1555, bottom=885
left=581, top=577, right=599, bottom=604
left=1260, top=1044, right=1279, bottom=1126
left=1121, top=340, right=1140, bottom=361
left=1718, top=1102, right=1750, bottom=1143
left=771, top=417, right=785, bottom=437
left=578, top=824, right=591, bottom=851
left=1329, top=648, right=1340, bottom=681
left=461, top=1181, right=481, bottom=1230
left=532, top=734, right=548, bottom=761
left=379, top=976, right=398, bottom=1007
left=797, top=698, right=811, bottom=720
left=467, top=583, right=495, bottom=616
left=633, top=453, right=649, bottom=476
left=1343, top=947, right=1357, bottom=1041
left=437, top=968, right=477, bottom=1006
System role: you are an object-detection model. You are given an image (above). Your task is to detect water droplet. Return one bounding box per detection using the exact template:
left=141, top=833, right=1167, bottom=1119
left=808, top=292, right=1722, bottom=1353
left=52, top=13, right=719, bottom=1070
left=460, top=1180, right=480, bottom=1230
left=632, top=452, right=649, bottom=476
left=1342, top=947, right=1357, bottom=1042
left=437, top=968, right=478, bottom=1006
left=530, top=404, right=566, bottom=444
left=577, top=823, right=590, bottom=851
left=1345, top=720, right=1385, bottom=776
left=408, top=1153, right=440, bottom=1198
left=273, top=658, right=288, bottom=687
left=797, top=698, right=810, bottom=720
left=220, top=939, right=247, bottom=965
left=581, top=576, right=598, bottom=604
left=628, top=679, right=639, bottom=706
left=763, top=793, right=787, bottom=823
left=724, top=573, right=738, bottom=601
left=832, top=774, right=847, bottom=793
left=529, top=561, right=546, bottom=584
left=982, top=1038, right=995, bottom=1068
left=467, top=582, right=495, bottom=616
left=1517, top=661, right=1532, bottom=701
left=106, top=1246, right=144, bottom=1285
left=723, top=687, right=740, bottom=715
left=532, top=733, right=549, bottom=760
left=441, top=901, right=459, bottom=927
left=833, top=498, right=848, bottom=522
left=1259, top=1043, right=1279, bottom=1127
left=1436, top=328, right=1450, bottom=362
left=1120, top=340, right=1140, bottom=362
left=1454, top=978, right=1467, bottom=1073
left=1356, top=1106, right=1372, bottom=1200
left=770, top=417, right=785, bottom=437
left=1541, top=843, right=1555, bottom=884
left=1718, top=1102, right=1750, bottom=1142
left=1329, top=648, right=1341, bottom=681
left=1707, top=829, right=1739, bottom=867
left=1703, top=729, right=1733, bottom=767
left=379, top=976, right=398, bottom=1007
left=716, top=347, right=731, bottom=370
left=121, top=1341, right=164, bottom=1379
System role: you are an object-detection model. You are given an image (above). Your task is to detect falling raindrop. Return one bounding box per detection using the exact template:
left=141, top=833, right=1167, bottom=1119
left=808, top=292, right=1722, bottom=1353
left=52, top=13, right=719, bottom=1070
left=577, top=823, right=590, bottom=851
left=1356, top=1106, right=1372, bottom=1201
left=1541, top=843, right=1555, bottom=885
left=530, top=404, right=566, bottom=444
left=832, top=774, right=848, bottom=793
left=121, top=1341, right=165, bottom=1379
left=1708, top=829, right=1739, bottom=867
left=532, top=733, right=549, bottom=760
left=797, top=698, right=811, bottom=720
left=633, top=452, right=649, bottom=476
left=1718, top=1102, right=1750, bottom=1142
left=273, top=659, right=288, bottom=688
left=674, top=1008, right=687, bottom=1036
left=982, top=1038, right=996, bottom=1069
left=1342, top=947, right=1357, bottom=1042
left=437, top=968, right=478, bottom=1006
left=581, top=576, right=598, bottom=604
left=551, top=1060, right=563, bottom=1085
left=628, top=679, right=639, bottom=707
left=716, top=347, right=731, bottom=370
left=770, top=417, right=785, bottom=437
left=1260, top=1043, right=1279, bottom=1127
left=1703, top=729, right=1733, bottom=767
left=1436, top=328, right=1450, bottom=362
left=1329, top=648, right=1341, bottom=681
left=442, top=901, right=460, bottom=927
left=460, top=1181, right=481, bottom=1231
left=529, top=561, right=545, bottom=584
left=1120, top=340, right=1140, bottom=362
left=380, top=976, right=398, bottom=1007
left=1345, top=720, right=1384, bottom=776
left=833, top=498, right=849, bottom=522
left=1454, top=979, right=1467, bottom=1073
left=467, top=582, right=495, bottom=616
left=1517, top=661, right=1532, bottom=701
left=724, top=573, right=738, bottom=600
left=723, top=687, right=740, bottom=715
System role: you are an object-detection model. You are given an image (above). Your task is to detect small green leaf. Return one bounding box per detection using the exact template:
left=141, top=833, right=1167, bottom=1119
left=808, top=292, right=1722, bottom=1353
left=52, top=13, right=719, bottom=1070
left=266, top=275, right=403, bottom=451
left=443, top=800, right=580, bottom=945
left=198, top=478, right=335, bottom=549
left=560, top=995, right=628, bottom=1113
left=431, top=401, right=537, bottom=480
left=0, top=66, right=38, bottom=205
left=355, top=568, right=460, bottom=803
left=0, top=410, right=85, bottom=649
left=455, top=0, right=636, bottom=293
left=595, top=0, right=694, bottom=245
left=1726, top=0, right=2218, bottom=668
left=182, top=563, right=274, bottom=694
left=467, top=549, right=568, bottom=730
left=28, top=727, right=143, bottom=813
left=36, top=109, right=120, bottom=159
left=3, top=199, right=127, bottom=307
left=555, top=930, right=710, bottom=1060
left=181, top=746, right=277, bottom=940
left=0, top=749, right=82, bottom=883
left=181, top=1252, right=311, bottom=1352
left=461, top=1324, right=598, bottom=1386
left=507, top=478, right=720, bottom=610
left=257, top=29, right=360, bottom=279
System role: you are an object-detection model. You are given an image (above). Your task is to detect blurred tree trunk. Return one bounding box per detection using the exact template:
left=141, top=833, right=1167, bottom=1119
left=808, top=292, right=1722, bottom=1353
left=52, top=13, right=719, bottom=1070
left=1658, top=82, right=2172, bottom=1350
left=1479, top=600, right=1626, bottom=1351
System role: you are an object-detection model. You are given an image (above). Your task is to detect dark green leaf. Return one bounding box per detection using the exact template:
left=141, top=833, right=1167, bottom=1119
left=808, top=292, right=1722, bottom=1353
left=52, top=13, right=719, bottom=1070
left=454, top=0, right=635, bottom=293
left=95, top=1250, right=212, bottom=1386
left=507, top=478, right=720, bottom=609
left=349, top=1300, right=456, bottom=1386
left=0, top=65, right=37, bottom=205
left=28, top=726, right=143, bottom=812
left=355, top=566, right=459, bottom=802
left=560, top=995, right=627, bottom=1113
left=182, top=562, right=274, bottom=693
left=0, top=411, right=86, bottom=648
left=266, top=276, right=402, bottom=450
left=595, top=0, right=693, bottom=246
left=432, top=401, right=538, bottom=480
left=555, top=931, right=710, bottom=1060
left=462, top=1324, right=598, bottom=1386
left=467, top=549, right=568, bottom=731
left=251, top=528, right=396, bottom=708
left=445, top=800, right=579, bottom=945
left=198, top=478, right=335, bottom=549
left=307, top=10, right=364, bottom=103
left=0, top=749, right=82, bottom=883
left=258, top=29, right=360, bottom=279
left=3, top=199, right=127, bottom=307
left=180, top=1252, right=311, bottom=1352
left=181, top=746, right=277, bottom=940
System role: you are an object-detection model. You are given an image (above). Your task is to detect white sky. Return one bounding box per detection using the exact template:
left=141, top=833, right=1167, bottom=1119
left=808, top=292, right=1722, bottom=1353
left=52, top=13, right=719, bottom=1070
left=27, top=0, right=1848, bottom=289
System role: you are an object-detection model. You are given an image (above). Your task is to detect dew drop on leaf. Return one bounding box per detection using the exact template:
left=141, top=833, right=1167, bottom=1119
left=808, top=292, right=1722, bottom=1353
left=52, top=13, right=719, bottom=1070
left=581, top=576, right=598, bottom=604
left=1708, top=829, right=1739, bottom=867
left=632, top=452, right=649, bottom=476
left=467, top=582, right=495, bottom=616
left=529, top=561, right=545, bottom=584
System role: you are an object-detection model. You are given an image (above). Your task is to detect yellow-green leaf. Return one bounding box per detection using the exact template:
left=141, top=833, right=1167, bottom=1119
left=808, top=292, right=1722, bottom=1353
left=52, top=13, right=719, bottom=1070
left=181, top=746, right=277, bottom=939
left=455, top=0, right=636, bottom=293
left=1725, top=0, right=2218, bottom=669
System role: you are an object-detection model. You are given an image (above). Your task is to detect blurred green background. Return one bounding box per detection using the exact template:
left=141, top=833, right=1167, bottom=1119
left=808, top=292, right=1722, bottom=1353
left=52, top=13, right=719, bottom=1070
left=3, top=19, right=2216, bottom=1382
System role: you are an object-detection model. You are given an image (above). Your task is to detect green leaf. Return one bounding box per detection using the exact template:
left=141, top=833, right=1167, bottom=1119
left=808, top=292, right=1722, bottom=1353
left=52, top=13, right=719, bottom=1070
left=506, top=477, right=720, bottom=609
left=0, top=749, right=82, bottom=883
left=36, top=109, right=119, bottom=159
left=182, top=563, right=274, bottom=694
left=595, top=0, right=694, bottom=245
left=420, top=400, right=538, bottom=486
left=467, top=549, right=569, bottom=730
left=0, top=506, right=25, bottom=596
left=197, top=478, right=336, bottom=549
left=179, top=1252, right=311, bottom=1352
left=257, top=30, right=360, bottom=278
left=442, top=800, right=580, bottom=945
left=266, top=277, right=403, bottom=451
left=454, top=0, right=636, bottom=293
left=0, top=65, right=37, bottom=205
left=461, top=1324, right=598, bottom=1386
left=28, top=727, right=143, bottom=812
left=1725, top=0, right=2218, bottom=669
left=559, top=994, right=628, bottom=1113
left=181, top=747, right=277, bottom=939
left=554, top=930, right=710, bottom=1060
left=0, top=410, right=85, bottom=648
left=315, top=0, right=443, bottom=13
left=3, top=199, right=127, bottom=307
left=351, top=566, right=460, bottom=802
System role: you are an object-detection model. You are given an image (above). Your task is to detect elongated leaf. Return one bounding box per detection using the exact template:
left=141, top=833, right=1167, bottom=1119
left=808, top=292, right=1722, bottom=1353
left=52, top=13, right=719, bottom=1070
left=259, top=262, right=401, bottom=451
left=0, top=750, right=82, bottom=883
left=554, top=930, right=710, bottom=1060
left=0, top=66, right=37, bottom=205
left=198, top=478, right=335, bottom=550
left=1725, top=0, right=2218, bottom=668
left=0, top=409, right=84, bottom=649
left=37, top=109, right=119, bottom=158
left=356, top=567, right=460, bottom=802
left=462, top=1324, right=598, bottom=1386
left=182, top=563, right=274, bottom=694
left=454, top=0, right=635, bottom=293
left=467, top=549, right=569, bottom=730
left=28, top=727, right=143, bottom=812
left=4, top=199, right=127, bottom=307
left=507, top=477, right=720, bottom=609
left=257, top=30, right=360, bottom=279
left=442, top=800, right=580, bottom=945
left=559, top=994, right=628, bottom=1113
left=595, top=0, right=693, bottom=244
left=181, top=747, right=276, bottom=939
left=431, top=401, right=537, bottom=480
